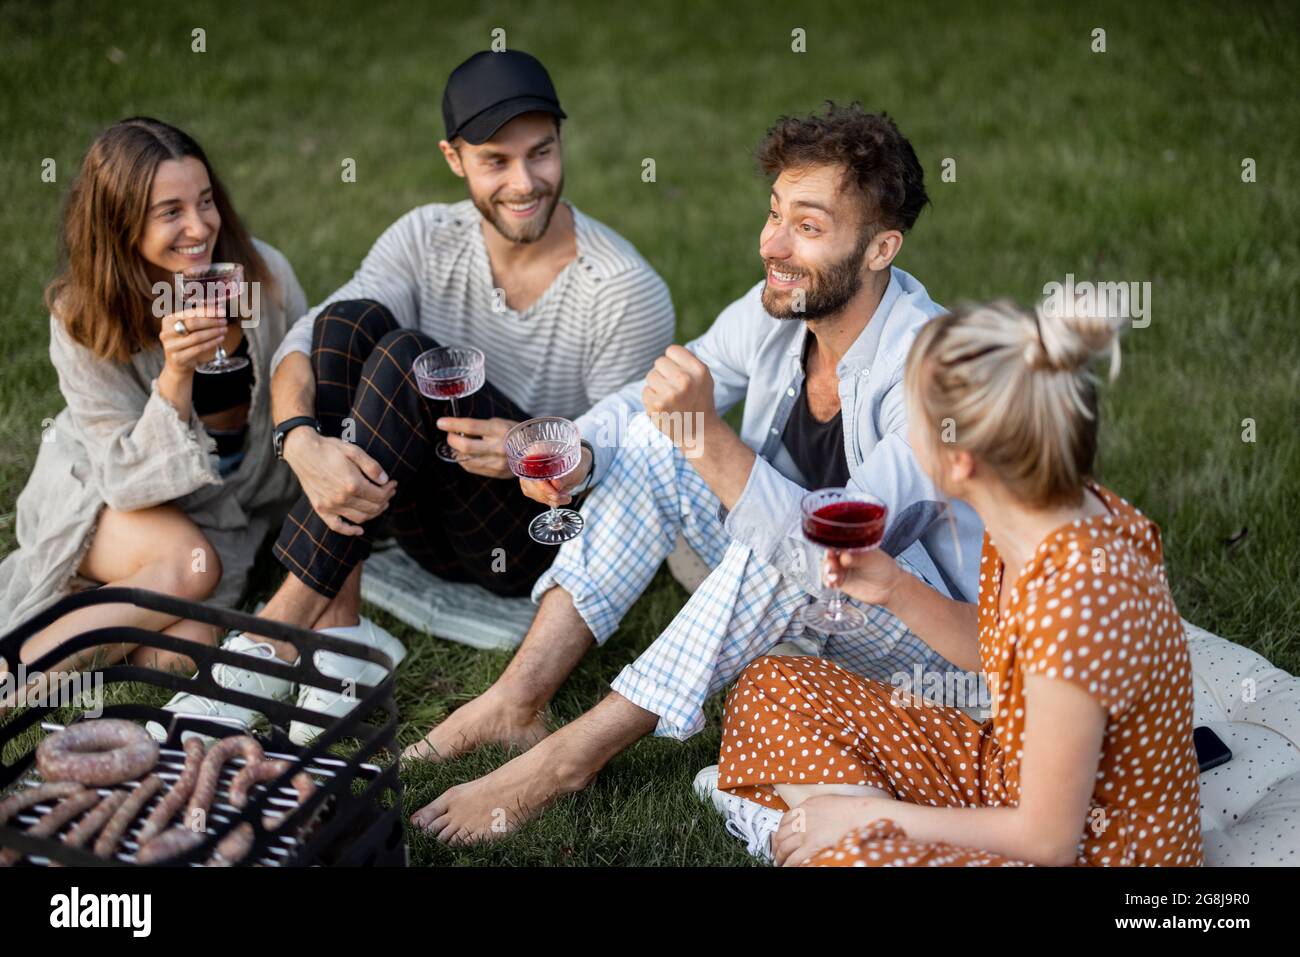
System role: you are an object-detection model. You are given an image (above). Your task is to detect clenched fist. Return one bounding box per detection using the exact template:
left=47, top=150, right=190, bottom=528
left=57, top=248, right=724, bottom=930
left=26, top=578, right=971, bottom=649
left=642, top=345, right=719, bottom=447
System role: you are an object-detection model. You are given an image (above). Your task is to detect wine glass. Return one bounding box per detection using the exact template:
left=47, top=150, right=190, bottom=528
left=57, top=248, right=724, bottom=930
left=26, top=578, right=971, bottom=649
left=504, top=417, right=585, bottom=545
left=796, top=487, right=888, bottom=635
left=180, top=263, right=249, bottom=374
left=413, top=346, right=486, bottom=462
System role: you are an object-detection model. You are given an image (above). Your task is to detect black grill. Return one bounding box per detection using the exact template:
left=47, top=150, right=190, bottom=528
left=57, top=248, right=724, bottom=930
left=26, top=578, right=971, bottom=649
left=0, top=587, right=407, bottom=867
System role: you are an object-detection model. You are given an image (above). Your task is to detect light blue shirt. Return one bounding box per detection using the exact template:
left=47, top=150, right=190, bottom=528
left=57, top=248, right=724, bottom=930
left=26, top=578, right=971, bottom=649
left=578, top=267, right=984, bottom=603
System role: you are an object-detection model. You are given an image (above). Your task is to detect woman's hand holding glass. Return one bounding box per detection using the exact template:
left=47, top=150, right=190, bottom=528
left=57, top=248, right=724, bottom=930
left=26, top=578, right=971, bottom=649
left=822, top=546, right=904, bottom=609
left=157, top=306, right=229, bottom=377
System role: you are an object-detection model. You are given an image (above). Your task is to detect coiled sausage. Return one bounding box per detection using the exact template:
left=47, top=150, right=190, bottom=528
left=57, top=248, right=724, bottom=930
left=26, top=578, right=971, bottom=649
left=36, top=719, right=157, bottom=787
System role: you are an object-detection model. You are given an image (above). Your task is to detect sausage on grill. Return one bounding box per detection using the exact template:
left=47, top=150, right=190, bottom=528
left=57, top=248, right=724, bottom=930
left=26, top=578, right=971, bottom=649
left=62, top=790, right=129, bottom=850
left=187, top=735, right=264, bottom=822
left=36, top=719, right=158, bottom=787
left=136, top=737, right=204, bottom=846
left=0, top=788, right=100, bottom=866
left=213, top=758, right=317, bottom=864
left=93, top=774, right=163, bottom=859
left=134, top=825, right=203, bottom=865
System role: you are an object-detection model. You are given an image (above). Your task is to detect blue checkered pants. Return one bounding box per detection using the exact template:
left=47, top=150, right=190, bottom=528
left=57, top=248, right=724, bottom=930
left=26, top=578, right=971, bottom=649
left=532, top=413, right=961, bottom=739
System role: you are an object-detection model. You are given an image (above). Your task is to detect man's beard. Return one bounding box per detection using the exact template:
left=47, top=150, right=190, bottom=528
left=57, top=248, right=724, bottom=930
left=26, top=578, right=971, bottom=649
left=761, top=235, right=871, bottom=321
left=472, top=174, right=564, bottom=244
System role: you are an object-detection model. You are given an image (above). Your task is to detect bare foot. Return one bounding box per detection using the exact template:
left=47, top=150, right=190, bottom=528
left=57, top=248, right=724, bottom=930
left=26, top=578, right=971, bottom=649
left=401, top=687, right=550, bottom=764
left=410, top=742, right=580, bottom=843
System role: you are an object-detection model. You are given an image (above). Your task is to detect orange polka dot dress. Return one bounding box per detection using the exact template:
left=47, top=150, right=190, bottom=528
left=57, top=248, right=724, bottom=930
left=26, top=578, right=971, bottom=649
left=717, top=483, right=1203, bottom=866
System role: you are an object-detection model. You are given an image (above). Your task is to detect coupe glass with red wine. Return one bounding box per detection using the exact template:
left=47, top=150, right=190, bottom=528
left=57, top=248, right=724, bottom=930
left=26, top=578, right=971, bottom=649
left=179, top=262, right=248, bottom=374
left=796, top=487, right=888, bottom=635
left=504, top=416, right=585, bottom=545
left=413, top=346, right=486, bottom=462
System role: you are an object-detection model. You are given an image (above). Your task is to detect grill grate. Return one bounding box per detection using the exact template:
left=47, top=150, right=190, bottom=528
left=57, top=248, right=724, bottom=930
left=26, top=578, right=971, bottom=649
left=4, top=721, right=359, bottom=866
left=0, top=588, right=407, bottom=867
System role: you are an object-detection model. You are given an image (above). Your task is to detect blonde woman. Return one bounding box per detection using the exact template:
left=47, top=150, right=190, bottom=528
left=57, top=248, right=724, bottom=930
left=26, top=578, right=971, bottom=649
left=0, top=118, right=305, bottom=675
left=713, top=299, right=1203, bottom=866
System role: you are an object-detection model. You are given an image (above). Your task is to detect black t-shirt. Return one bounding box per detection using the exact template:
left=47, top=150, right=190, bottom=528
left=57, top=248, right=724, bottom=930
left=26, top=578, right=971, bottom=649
left=191, top=335, right=253, bottom=416
left=781, top=337, right=851, bottom=490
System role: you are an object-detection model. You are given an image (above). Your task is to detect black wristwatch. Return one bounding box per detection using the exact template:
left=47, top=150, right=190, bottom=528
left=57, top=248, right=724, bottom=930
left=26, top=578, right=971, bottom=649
left=273, top=416, right=320, bottom=460
left=575, top=439, right=597, bottom=491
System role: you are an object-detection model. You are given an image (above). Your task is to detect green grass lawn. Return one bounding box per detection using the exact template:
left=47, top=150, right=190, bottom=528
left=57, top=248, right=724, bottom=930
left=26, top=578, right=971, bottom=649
left=1, top=0, right=1296, bottom=865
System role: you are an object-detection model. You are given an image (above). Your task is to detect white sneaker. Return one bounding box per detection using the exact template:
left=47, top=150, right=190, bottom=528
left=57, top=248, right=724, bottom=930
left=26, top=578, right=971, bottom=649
left=146, top=633, right=297, bottom=742
left=289, top=618, right=406, bottom=746
left=693, top=764, right=782, bottom=863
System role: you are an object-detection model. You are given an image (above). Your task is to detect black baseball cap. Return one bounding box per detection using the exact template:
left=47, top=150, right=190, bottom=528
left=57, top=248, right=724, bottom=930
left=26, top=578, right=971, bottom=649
left=442, top=50, right=566, bottom=145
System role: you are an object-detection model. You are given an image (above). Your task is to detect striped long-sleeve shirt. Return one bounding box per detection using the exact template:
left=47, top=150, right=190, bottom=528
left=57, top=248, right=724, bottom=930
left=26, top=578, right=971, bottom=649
left=270, top=199, right=675, bottom=420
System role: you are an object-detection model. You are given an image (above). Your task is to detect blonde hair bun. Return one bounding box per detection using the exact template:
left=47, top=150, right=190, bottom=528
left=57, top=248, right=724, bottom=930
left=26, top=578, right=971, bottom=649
left=1032, top=297, right=1125, bottom=380
left=905, top=297, right=1123, bottom=509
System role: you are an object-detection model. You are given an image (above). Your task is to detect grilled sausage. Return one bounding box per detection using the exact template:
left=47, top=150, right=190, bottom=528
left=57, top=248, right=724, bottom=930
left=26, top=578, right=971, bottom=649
left=136, top=737, right=204, bottom=846
left=0, top=781, right=83, bottom=824
left=36, top=719, right=158, bottom=787
left=186, top=735, right=263, bottom=822
left=61, top=790, right=128, bottom=850
left=0, top=789, right=100, bottom=866
left=93, top=774, right=163, bottom=859
left=134, top=825, right=203, bottom=865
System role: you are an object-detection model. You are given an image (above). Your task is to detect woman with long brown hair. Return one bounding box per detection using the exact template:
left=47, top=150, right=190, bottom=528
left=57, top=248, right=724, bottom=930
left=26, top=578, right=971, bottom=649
left=0, top=117, right=305, bottom=677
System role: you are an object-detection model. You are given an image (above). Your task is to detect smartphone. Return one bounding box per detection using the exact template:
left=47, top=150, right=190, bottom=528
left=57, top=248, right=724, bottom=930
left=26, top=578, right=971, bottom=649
left=1194, top=726, right=1232, bottom=773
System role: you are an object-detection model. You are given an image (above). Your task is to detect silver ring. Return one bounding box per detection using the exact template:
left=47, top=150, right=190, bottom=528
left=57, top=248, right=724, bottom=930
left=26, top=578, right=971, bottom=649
left=173, top=319, right=188, bottom=336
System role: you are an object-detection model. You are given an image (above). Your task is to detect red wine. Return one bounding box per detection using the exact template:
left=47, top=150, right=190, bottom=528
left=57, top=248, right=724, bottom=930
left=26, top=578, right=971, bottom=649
left=424, top=376, right=471, bottom=398
left=516, top=451, right=569, bottom=479
left=802, top=500, right=886, bottom=550
left=417, top=370, right=474, bottom=399
left=184, top=278, right=240, bottom=316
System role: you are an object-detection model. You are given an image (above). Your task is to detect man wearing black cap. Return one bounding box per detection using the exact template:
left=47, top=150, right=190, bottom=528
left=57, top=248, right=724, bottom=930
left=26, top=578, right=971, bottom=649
left=152, top=50, right=675, bottom=743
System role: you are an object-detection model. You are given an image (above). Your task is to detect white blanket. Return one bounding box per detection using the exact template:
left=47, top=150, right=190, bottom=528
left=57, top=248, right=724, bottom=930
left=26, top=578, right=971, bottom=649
left=360, top=544, right=536, bottom=650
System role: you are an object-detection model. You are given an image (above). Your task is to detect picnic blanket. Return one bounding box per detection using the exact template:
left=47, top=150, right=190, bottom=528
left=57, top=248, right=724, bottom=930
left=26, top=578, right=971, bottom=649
left=1187, top=621, right=1300, bottom=866
left=360, top=542, right=537, bottom=650
left=359, top=532, right=711, bottom=649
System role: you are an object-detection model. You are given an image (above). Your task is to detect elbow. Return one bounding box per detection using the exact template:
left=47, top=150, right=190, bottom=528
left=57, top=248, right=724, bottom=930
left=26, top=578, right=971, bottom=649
left=270, top=348, right=308, bottom=385
left=1040, top=844, right=1080, bottom=868
left=1025, top=830, right=1081, bottom=867
left=1005, top=808, right=1083, bottom=866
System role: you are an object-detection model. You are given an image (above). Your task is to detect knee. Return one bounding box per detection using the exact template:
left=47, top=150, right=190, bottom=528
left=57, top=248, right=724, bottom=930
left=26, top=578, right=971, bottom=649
left=376, top=327, right=436, bottom=362
left=736, top=654, right=808, bottom=693
left=732, top=656, right=780, bottom=693
left=156, top=531, right=223, bottom=602
left=361, top=328, right=437, bottom=384
left=312, top=299, right=400, bottom=350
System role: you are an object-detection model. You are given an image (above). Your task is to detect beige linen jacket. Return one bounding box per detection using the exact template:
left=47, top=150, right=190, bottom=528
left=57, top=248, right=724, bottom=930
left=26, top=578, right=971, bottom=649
left=0, top=239, right=306, bottom=630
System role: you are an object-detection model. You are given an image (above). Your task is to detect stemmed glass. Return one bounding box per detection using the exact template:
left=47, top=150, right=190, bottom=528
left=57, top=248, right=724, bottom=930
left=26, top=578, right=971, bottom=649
left=179, top=262, right=248, bottom=374
left=796, top=487, right=888, bottom=635
left=505, top=417, right=585, bottom=545
left=413, top=346, right=486, bottom=462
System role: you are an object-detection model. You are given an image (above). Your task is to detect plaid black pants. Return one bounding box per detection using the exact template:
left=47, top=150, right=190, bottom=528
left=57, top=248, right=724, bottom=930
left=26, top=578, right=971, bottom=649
left=272, top=299, right=559, bottom=599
